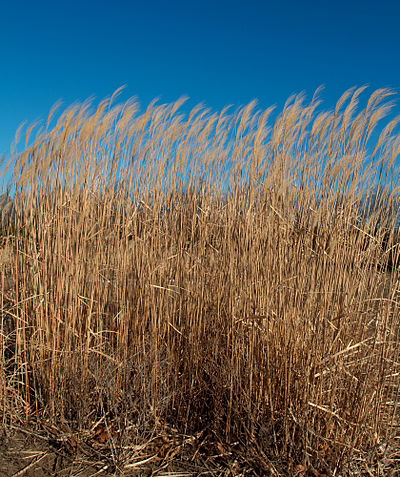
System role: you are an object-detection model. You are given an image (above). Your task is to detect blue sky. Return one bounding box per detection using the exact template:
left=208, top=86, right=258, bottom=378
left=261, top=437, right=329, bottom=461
left=1, top=0, right=400, bottom=158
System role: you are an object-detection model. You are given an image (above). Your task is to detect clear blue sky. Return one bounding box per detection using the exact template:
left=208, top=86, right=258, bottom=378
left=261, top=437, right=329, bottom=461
left=1, top=0, right=400, bottom=158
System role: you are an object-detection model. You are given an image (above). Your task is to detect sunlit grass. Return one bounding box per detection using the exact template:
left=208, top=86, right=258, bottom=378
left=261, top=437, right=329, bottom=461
left=1, top=87, right=400, bottom=474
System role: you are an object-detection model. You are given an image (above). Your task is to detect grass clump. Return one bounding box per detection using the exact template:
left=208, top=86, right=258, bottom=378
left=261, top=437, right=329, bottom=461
left=1, top=88, right=400, bottom=475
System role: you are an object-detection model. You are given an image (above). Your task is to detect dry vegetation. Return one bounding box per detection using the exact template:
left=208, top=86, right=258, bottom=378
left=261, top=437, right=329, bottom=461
left=1, top=87, right=400, bottom=476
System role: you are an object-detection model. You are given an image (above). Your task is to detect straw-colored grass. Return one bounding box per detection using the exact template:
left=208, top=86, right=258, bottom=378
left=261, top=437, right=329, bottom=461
left=1, top=88, right=400, bottom=475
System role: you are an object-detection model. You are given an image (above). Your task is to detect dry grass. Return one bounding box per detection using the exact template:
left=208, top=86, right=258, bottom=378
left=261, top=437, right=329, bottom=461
left=1, top=88, right=400, bottom=475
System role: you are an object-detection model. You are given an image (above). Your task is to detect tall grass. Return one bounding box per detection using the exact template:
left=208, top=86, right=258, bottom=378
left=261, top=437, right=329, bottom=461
left=1, top=88, right=400, bottom=474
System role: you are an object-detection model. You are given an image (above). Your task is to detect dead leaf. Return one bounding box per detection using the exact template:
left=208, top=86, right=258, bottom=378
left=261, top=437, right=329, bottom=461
left=294, top=464, right=306, bottom=476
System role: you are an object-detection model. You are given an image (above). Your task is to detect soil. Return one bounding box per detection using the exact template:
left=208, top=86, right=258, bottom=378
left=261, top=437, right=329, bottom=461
left=0, top=430, right=105, bottom=477
left=0, top=427, right=215, bottom=477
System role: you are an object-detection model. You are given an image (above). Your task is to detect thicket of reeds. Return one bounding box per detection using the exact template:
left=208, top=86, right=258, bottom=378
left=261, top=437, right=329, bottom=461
left=1, top=87, right=400, bottom=475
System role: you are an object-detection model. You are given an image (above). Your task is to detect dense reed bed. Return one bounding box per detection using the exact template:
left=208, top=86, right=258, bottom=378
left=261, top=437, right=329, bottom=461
left=1, top=88, right=400, bottom=475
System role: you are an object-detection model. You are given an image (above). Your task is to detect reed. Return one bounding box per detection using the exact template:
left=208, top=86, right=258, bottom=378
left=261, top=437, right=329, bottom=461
left=1, top=88, right=399, bottom=474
